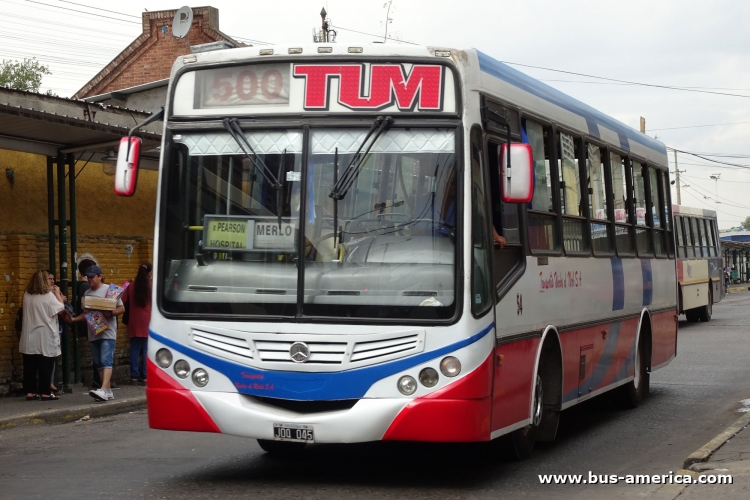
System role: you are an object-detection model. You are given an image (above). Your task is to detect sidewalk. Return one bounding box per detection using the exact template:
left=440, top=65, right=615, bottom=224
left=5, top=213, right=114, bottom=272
left=653, top=410, right=750, bottom=499
left=0, top=383, right=146, bottom=429
left=727, top=284, right=750, bottom=294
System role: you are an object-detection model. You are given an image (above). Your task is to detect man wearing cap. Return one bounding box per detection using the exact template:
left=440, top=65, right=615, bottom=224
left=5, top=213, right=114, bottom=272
left=67, top=266, right=124, bottom=402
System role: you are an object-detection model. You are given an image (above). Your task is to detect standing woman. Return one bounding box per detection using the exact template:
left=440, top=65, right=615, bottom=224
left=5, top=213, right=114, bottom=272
left=123, top=263, right=152, bottom=384
left=19, top=270, right=65, bottom=400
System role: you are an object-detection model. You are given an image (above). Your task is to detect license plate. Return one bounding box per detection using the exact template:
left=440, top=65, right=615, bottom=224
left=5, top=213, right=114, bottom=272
left=273, top=423, right=314, bottom=443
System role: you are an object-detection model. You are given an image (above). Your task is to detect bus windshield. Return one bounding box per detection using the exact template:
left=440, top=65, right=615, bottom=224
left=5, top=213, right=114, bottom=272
left=161, top=126, right=458, bottom=320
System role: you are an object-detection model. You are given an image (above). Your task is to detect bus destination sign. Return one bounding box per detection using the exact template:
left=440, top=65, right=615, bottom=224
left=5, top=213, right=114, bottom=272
left=203, top=216, right=296, bottom=252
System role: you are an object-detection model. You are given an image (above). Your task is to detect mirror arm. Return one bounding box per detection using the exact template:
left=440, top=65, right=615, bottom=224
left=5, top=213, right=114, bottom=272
left=125, top=106, right=164, bottom=159
left=481, top=106, right=512, bottom=171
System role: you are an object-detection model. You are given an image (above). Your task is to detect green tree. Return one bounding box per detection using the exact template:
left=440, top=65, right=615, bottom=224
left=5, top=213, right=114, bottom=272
left=0, top=58, right=51, bottom=93
left=742, top=216, right=750, bottom=231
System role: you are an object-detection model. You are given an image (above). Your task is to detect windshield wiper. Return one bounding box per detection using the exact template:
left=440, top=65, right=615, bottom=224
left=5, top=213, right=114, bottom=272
left=329, top=116, right=393, bottom=200
left=223, top=118, right=284, bottom=228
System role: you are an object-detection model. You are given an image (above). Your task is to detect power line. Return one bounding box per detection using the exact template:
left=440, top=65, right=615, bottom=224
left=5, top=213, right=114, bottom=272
left=650, top=121, right=750, bottom=132
left=686, top=182, right=750, bottom=210
left=23, top=0, right=140, bottom=24
left=57, top=0, right=140, bottom=19
left=331, top=25, right=419, bottom=45
left=681, top=188, right=746, bottom=219
left=542, top=79, right=750, bottom=93
left=682, top=174, right=750, bottom=184
left=501, top=60, right=750, bottom=99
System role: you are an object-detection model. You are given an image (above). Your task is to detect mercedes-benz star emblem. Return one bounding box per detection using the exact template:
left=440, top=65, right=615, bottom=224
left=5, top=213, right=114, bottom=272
left=289, top=342, right=310, bottom=363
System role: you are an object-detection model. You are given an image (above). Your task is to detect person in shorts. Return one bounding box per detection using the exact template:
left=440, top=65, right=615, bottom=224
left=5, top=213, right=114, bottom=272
left=67, top=266, right=124, bottom=402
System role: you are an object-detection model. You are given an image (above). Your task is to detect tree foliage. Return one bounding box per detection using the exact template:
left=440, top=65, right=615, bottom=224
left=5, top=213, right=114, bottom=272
left=0, top=58, right=51, bottom=93
left=742, top=216, right=750, bottom=231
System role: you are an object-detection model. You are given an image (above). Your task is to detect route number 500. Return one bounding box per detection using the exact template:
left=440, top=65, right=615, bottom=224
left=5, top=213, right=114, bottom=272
left=212, top=69, right=284, bottom=102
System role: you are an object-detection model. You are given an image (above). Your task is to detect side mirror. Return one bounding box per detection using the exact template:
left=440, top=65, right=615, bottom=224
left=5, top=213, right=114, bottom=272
left=500, top=143, right=533, bottom=203
left=114, top=136, right=141, bottom=197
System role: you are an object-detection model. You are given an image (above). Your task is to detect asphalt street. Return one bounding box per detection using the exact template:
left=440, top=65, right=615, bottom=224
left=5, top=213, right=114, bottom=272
left=1, top=292, right=749, bottom=499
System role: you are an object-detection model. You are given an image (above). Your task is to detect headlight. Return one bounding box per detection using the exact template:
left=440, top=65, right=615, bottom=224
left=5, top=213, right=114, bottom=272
left=155, top=348, right=173, bottom=368
left=174, top=359, right=190, bottom=379
left=419, top=367, right=439, bottom=387
left=440, top=356, right=461, bottom=377
left=192, top=368, right=209, bottom=387
left=397, top=375, right=418, bottom=395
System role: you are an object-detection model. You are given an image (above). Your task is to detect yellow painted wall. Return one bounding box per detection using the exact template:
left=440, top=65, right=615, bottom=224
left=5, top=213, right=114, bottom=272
left=0, top=149, right=159, bottom=393
left=0, top=149, right=158, bottom=238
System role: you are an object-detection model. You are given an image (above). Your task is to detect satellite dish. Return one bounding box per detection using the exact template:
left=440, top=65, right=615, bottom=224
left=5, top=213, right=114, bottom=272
left=171, top=6, right=193, bottom=39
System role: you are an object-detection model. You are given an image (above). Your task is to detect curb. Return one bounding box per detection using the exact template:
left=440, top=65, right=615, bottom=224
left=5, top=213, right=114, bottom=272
left=727, top=287, right=749, bottom=294
left=649, top=469, right=697, bottom=499
left=683, top=411, right=750, bottom=469
left=0, top=396, right=146, bottom=429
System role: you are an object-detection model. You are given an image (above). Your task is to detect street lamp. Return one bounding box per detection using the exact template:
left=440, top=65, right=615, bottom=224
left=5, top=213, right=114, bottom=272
left=101, top=150, right=117, bottom=176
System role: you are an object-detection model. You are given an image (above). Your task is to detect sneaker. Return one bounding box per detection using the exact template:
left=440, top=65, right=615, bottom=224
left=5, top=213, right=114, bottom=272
left=89, top=388, right=109, bottom=402
left=105, top=389, right=114, bottom=400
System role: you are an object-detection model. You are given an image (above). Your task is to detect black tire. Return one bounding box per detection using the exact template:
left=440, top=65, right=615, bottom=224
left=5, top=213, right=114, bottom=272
left=508, top=373, right=543, bottom=460
left=697, top=289, right=712, bottom=322
left=620, top=333, right=649, bottom=409
left=257, top=439, right=306, bottom=457
left=685, top=308, right=700, bottom=323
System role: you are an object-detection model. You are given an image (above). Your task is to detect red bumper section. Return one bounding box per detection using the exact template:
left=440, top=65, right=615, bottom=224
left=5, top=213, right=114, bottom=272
left=147, top=352, right=494, bottom=441
left=146, top=359, right=220, bottom=433
left=382, top=353, right=494, bottom=442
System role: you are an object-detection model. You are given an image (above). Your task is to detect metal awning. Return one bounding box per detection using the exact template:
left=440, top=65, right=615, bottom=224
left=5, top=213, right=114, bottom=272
left=0, top=87, right=162, bottom=169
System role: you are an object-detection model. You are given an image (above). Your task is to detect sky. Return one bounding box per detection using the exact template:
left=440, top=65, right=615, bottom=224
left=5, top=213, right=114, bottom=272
left=2, top=0, right=750, bottom=229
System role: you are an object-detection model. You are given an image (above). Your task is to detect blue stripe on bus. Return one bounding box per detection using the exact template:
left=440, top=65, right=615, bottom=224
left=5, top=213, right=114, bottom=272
left=563, top=321, right=624, bottom=403
left=476, top=51, right=667, bottom=156
left=611, top=258, right=625, bottom=311
left=149, top=322, right=494, bottom=401
left=641, top=259, right=653, bottom=306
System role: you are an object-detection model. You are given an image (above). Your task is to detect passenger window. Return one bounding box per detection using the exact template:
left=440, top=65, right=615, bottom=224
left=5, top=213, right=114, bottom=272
left=525, top=119, right=558, bottom=251
left=691, top=218, right=703, bottom=257
left=631, top=162, right=651, bottom=256
left=587, top=143, right=612, bottom=254
left=487, top=142, right=520, bottom=245
left=698, top=219, right=709, bottom=257
left=558, top=132, right=587, bottom=254
left=611, top=153, right=633, bottom=255
left=675, top=216, right=685, bottom=258
left=649, top=168, right=662, bottom=228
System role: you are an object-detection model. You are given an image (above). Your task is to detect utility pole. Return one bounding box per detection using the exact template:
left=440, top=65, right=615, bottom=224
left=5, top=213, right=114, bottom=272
left=674, top=150, right=680, bottom=204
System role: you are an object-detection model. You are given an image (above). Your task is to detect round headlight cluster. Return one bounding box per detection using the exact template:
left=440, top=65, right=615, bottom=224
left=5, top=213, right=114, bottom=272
left=174, top=359, right=190, bottom=379
left=397, top=375, right=418, bottom=395
left=156, top=348, right=173, bottom=368
left=440, top=356, right=461, bottom=377
left=192, top=368, right=209, bottom=387
left=419, top=367, right=439, bottom=387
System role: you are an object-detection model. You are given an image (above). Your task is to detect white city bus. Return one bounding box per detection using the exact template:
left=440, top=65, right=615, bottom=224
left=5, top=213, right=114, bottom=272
left=116, top=43, right=678, bottom=458
left=673, top=205, right=724, bottom=321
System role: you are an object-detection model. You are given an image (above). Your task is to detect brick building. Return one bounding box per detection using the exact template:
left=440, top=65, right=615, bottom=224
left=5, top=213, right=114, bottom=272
left=0, top=6, right=241, bottom=394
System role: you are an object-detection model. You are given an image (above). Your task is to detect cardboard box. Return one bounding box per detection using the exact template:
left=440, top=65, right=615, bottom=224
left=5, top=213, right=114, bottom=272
left=83, top=295, right=117, bottom=311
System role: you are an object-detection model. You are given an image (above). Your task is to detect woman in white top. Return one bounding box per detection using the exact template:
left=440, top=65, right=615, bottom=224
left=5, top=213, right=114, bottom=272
left=19, top=270, right=65, bottom=400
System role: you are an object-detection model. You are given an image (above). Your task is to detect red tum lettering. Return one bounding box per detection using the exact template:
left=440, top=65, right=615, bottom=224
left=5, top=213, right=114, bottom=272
left=293, top=64, right=443, bottom=111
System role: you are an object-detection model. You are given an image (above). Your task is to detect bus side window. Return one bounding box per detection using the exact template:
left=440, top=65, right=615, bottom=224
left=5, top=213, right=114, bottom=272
left=487, top=142, right=520, bottom=245
left=557, top=131, right=588, bottom=254
left=470, top=126, right=492, bottom=317
left=612, top=153, right=634, bottom=256
left=675, top=216, right=685, bottom=258
left=698, top=219, right=710, bottom=257
left=525, top=119, right=559, bottom=252
left=649, top=167, right=667, bottom=257
left=690, top=217, right=702, bottom=257
left=631, top=161, right=652, bottom=256
left=586, top=142, right=612, bottom=254
left=662, top=171, right=674, bottom=258
left=684, top=216, right=695, bottom=258
left=711, top=220, right=720, bottom=256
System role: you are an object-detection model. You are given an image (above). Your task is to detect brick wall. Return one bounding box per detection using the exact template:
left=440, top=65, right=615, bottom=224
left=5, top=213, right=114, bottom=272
left=0, top=234, right=153, bottom=394
left=74, top=7, right=241, bottom=99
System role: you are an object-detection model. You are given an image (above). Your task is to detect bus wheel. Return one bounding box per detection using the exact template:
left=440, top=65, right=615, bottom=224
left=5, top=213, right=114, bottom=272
left=257, top=439, right=307, bottom=457
left=509, top=374, right=543, bottom=460
left=698, top=289, right=712, bottom=322
left=620, top=332, right=649, bottom=409
left=685, top=308, right=700, bottom=323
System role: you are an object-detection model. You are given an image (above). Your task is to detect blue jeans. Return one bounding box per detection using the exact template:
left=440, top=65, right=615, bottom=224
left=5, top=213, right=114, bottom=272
left=90, top=338, right=116, bottom=370
left=129, top=337, right=147, bottom=380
